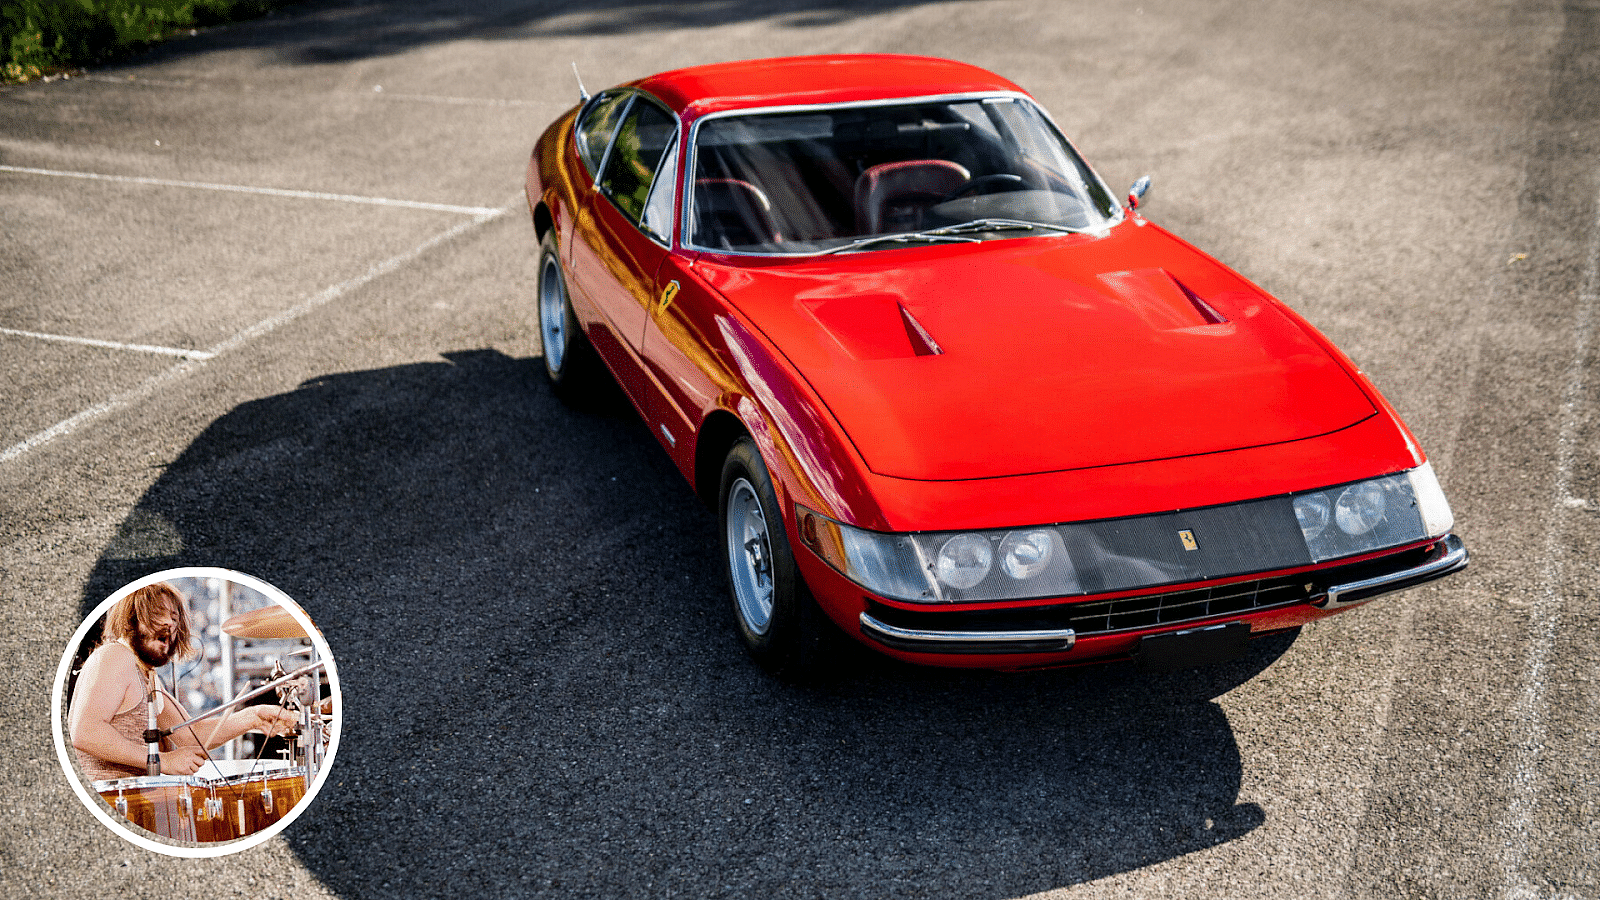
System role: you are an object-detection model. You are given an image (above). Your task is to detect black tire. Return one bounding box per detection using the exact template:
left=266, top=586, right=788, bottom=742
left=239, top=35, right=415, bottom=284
left=536, top=230, right=600, bottom=402
left=718, top=437, right=831, bottom=676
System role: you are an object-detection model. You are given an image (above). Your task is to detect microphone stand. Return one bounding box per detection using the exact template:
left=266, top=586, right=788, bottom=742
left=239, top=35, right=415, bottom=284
left=164, top=658, right=329, bottom=802
left=161, top=659, right=326, bottom=736
left=143, top=671, right=161, bottom=776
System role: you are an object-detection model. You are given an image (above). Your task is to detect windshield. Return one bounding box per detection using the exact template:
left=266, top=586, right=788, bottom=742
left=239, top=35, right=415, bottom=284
left=687, top=96, right=1119, bottom=254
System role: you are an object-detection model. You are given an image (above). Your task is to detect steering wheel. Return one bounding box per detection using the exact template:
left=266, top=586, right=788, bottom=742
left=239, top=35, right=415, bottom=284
left=940, top=173, right=1028, bottom=203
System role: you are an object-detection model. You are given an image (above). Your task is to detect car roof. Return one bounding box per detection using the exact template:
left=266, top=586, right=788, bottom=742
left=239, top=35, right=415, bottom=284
left=628, top=54, right=1027, bottom=118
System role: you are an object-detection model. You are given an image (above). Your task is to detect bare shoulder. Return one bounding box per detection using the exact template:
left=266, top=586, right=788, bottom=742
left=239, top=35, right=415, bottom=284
left=88, top=639, right=136, bottom=666
left=79, top=641, right=140, bottom=687
left=71, top=641, right=144, bottom=720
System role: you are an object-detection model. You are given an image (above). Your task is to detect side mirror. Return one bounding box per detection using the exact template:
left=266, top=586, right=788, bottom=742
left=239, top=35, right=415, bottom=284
left=1127, top=176, right=1152, bottom=210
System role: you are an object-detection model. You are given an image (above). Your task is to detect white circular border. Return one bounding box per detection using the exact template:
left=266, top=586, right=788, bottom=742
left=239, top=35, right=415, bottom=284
left=52, top=567, right=343, bottom=857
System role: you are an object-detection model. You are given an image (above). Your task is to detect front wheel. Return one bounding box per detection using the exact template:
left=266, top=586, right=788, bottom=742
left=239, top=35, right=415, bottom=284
left=718, top=437, right=831, bottom=676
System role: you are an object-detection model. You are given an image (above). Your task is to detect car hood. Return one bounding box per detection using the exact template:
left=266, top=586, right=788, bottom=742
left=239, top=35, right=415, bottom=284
left=694, top=222, right=1376, bottom=481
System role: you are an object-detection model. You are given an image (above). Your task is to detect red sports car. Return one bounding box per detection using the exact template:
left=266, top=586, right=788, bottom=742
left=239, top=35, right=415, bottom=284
left=524, top=55, right=1467, bottom=674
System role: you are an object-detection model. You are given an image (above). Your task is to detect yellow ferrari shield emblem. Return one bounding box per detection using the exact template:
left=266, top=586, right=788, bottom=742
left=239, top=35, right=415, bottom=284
left=1179, top=529, right=1198, bottom=552
left=657, top=280, right=680, bottom=313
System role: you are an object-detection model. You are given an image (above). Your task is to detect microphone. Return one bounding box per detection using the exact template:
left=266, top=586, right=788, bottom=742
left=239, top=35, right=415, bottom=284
left=144, top=671, right=160, bottom=776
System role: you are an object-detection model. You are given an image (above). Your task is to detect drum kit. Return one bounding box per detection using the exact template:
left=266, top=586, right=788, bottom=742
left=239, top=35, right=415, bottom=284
left=92, top=604, right=332, bottom=843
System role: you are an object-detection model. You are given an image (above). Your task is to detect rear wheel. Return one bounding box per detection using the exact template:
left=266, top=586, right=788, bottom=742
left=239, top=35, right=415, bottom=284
left=537, top=230, right=599, bottom=400
left=719, top=437, right=830, bottom=675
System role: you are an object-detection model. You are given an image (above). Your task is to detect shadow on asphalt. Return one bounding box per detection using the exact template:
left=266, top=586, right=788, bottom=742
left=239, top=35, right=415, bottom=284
left=124, top=0, right=971, bottom=68
left=78, top=349, right=1291, bottom=898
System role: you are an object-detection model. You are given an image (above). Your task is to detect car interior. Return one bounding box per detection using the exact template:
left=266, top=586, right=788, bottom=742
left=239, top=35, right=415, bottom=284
left=689, top=100, right=1080, bottom=251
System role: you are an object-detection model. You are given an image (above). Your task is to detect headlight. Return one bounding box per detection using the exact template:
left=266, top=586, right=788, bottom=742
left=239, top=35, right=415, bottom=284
left=999, top=530, right=1054, bottom=579
left=1409, top=462, right=1455, bottom=537
left=1294, top=465, right=1450, bottom=563
left=798, top=510, right=1082, bottom=603
left=935, top=534, right=992, bottom=589
left=1335, top=482, right=1387, bottom=535
left=1294, top=493, right=1330, bottom=542
left=802, top=513, right=929, bottom=600
left=796, top=463, right=1453, bottom=603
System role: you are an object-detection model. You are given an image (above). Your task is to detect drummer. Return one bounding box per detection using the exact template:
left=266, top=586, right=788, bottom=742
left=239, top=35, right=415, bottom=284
left=68, top=582, right=299, bottom=782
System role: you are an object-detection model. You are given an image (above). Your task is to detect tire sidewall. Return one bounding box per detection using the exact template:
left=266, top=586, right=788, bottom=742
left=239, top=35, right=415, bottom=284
left=537, top=230, right=575, bottom=385
left=718, top=438, right=804, bottom=662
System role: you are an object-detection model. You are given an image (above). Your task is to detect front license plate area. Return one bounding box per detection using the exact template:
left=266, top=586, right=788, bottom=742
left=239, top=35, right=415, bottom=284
left=1134, top=622, right=1251, bottom=672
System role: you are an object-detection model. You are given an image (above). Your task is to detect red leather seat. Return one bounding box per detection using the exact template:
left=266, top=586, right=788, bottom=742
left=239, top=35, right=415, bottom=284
left=693, top=178, right=782, bottom=249
left=854, top=160, right=971, bottom=234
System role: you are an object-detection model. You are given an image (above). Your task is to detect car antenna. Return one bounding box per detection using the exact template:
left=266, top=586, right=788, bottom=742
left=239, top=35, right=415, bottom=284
left=571, top=62, right=589, bottom=102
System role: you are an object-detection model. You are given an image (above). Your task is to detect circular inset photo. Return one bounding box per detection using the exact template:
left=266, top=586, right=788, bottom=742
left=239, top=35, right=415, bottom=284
left=52, top=568, right=341, bottom=856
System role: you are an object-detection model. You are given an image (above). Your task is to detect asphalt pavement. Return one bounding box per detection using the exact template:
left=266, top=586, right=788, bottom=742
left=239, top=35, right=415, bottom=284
left=1, top=1, right=1596, bottom=897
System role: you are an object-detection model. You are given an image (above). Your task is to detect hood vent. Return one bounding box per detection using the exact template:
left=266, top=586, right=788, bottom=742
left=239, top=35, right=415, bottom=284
left=805, top=295, right=943, bottom=359
left=899, top=303, right=943, bottom=356
left=1176, top=278, right=1228, bottom=325
left=1098, top=268, right=1230, bottom=330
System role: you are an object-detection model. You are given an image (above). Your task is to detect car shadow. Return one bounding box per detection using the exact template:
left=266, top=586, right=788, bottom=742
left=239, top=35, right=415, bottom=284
left=81, top=348, right=1282, bottom=898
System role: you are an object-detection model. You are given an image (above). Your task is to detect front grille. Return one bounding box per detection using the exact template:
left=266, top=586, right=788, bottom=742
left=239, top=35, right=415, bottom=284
left=1063, top=577, right=1310, bottom=633
left=862, top=542, right=1437, bottom=638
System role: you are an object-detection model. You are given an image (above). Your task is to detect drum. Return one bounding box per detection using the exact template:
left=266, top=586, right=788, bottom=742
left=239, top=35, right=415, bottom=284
left=204, top=758, right=294, bottom=779
left=94, top=776, right=223, bottom=842
left=206, top=768, right=307, bottom=839
left=94, top=766, right=307, bottom=842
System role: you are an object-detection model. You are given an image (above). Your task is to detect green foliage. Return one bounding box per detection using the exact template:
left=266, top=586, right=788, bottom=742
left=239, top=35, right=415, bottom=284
left=1, top=0, right=281, bottom=83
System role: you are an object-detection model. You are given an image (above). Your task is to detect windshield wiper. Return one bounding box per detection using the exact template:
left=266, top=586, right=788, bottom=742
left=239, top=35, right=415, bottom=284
left=925, top=218, right=1087, bottom=236
left=816, top=218, right=1088, bottom=255
left=818, top=231, right=981, bottom=255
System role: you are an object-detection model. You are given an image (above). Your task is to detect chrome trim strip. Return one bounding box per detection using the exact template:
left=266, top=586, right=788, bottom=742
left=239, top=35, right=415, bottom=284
left=582, top=89, right=679, bottom=250
left=1320, top=533, right=1468, bottom=609
left=588, top=92, right=634, bottom=187
left=687, top=90, right=1034, bottom=129
left=858, top=612, right=1076, bottom=653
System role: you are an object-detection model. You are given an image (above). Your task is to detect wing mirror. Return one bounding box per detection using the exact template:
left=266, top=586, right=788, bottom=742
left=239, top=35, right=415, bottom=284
left=1127, top=175, right=1152, bottom=210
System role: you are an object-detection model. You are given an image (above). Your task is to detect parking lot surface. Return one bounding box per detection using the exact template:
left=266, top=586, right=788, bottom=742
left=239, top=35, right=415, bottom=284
left=2, top=1, right=1596, bottom=897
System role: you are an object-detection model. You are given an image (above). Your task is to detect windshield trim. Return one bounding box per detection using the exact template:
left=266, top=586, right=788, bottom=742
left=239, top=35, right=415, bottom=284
left=680, top=91, right=1125, bottom=258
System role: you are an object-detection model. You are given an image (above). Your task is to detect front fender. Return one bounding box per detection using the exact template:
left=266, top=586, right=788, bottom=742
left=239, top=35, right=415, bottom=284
left=701, top=302, right=886, bottom=533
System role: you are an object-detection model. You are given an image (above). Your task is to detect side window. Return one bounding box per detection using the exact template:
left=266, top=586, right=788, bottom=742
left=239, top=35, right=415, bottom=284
left=640, top=132, right=678, bottom=243
left=575, top=92, right=631, bottom=177
left=597, top=98, right=677, bottom=225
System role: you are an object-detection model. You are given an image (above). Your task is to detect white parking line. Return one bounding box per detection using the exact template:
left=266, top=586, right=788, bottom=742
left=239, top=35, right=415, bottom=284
left=0, top=327, right=214, bottom=360
left=1499, top=183, right=1600, bottom=900
left=0, top=205, right=507, bottom=465
left=76, top=74, right=566, bottom=111
left=80, top=74, right=195, bottom=88
left=0, top=164, right=500, bottom=216
left=370, top=88, right=564, bottom=109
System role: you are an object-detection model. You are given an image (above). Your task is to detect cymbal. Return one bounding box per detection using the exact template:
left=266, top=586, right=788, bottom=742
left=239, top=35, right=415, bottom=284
left=221, top=605, right=309, bottom=640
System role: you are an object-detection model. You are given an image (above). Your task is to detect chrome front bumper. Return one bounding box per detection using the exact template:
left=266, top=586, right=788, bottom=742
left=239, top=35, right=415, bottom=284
left=1315, top=533, right=1469, bottom=609
left=856, top=614, right=1077, bottom=655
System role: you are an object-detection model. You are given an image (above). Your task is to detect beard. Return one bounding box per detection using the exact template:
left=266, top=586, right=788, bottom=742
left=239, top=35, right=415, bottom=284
left=131, top=629, right=174, bottom=668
